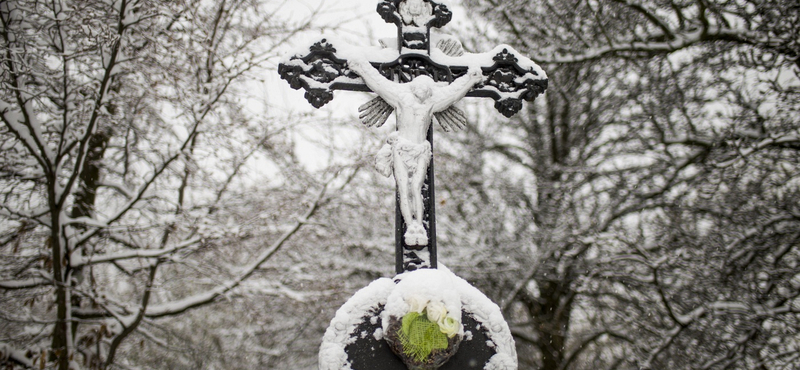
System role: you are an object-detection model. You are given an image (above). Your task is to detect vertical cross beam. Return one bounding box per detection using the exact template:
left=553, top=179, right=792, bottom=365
left=377, top=0, right=452, bottom=273
left=396, top=125, right=437, bottom=273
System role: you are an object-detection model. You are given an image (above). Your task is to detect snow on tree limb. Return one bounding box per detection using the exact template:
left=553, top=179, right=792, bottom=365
left=0, top=99, right=52, bottom=171
left=0, top=277, right=51, bottom=290
left=483, top=0, right=799, bottom=65
left=57, top=0, right=132, bottom=210
left=609, top=0, right=674, bottom=39
left=70, top=237, right=202, bottom=268
left=530, top=26, right=785, bottom=64
left=104, top=263, right=158, bottom=368
left=0, top=342, right=33, bottom=368
left=71, top=140, right=200, bottom=247
left=144, top=185, right=329, bottom=319
left=1, top=0, right=347, bottom=369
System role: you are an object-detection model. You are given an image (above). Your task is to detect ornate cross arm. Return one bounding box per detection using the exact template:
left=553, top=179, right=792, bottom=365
left=457, top=46, right=548, bottom=117
left=278, top=38, right=547, bottom=117
left=277, top=39, right=376, bottom=108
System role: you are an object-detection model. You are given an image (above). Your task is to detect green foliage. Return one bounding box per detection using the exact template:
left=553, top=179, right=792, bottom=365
left=398, top=312, right=449, bottom=363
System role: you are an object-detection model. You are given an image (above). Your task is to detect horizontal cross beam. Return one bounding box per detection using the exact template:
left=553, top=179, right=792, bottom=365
left=278, top=38, right=548, bottom=117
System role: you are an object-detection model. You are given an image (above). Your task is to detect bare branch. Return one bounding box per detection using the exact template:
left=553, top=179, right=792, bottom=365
left=0, top=342, right=34, bottom=368
left=144, top=185, right=329, bottom=318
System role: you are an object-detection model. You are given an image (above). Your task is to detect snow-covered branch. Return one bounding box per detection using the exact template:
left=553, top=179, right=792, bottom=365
left=610, top=0, right=674, bottom=39
left=0, top=204, right=51, bottom=227
left=57, top=0, right=131, bottom=208
left=97, top=180, right=135, bottom=199
left=71, top=237, right=202, bottom=268
left=725, top=215, right=796, bottom=262
left=640, top=325, right=682, bottom=370
left=144, top=185, right=329, bottom=318
left=560, top=330, right=634, bottom=370
left=0, top=99, right=52, bottom=172
left=104, top=262, right=158, bottom=368
left=0, top=277, right=51, bottom=290
left=0, top=342, right=33, bottom=368
left=72, top=145, right=197, bottom=247
left=716, top=134, right=800, bottom=167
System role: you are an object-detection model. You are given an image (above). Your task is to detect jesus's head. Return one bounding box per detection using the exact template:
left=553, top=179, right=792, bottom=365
left=410, top=76, right=434, bottom=102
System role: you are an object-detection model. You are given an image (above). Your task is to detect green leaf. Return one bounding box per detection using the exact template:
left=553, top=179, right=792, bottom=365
left=402, top=312, right=420, bottom=336
left=398, top=312, right=449, bottom=363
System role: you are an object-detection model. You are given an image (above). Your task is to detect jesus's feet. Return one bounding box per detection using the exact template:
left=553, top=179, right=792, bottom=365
left=404, top=223, right=428, bottom=246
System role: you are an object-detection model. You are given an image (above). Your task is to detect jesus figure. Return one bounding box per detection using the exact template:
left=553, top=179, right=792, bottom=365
left=348, top=58, right=483, bottom=246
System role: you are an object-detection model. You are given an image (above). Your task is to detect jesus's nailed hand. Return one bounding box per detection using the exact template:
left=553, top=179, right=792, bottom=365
left=467, top=66, right=483, bottom=81
left=348, top=58, right=368, bottom=73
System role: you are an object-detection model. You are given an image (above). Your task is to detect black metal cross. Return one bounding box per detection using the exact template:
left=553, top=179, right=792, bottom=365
left=279, top=0, right=547, bottom=274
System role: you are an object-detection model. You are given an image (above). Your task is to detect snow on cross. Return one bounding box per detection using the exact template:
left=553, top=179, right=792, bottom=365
left=279, top=2, right=547, bottom=369
left=280, top=0, right=547, bottom=273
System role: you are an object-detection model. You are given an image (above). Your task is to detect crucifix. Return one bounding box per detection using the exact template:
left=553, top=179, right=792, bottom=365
left=279, top=0, right=547, bottom=275
left=281, top=2, right=547, bottom=369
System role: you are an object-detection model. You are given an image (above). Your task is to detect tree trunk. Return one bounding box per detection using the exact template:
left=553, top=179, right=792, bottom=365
left=519, top=276, right=571, bottom=370
left=49, top=194, right=70, bottom=370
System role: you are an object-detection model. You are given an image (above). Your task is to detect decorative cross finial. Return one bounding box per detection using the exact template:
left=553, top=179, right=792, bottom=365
left=377, top=0, right=452, bottom=53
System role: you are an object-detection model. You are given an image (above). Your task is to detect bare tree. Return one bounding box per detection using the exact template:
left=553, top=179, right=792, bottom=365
left=441, top=0, right=800, bottom=369
left=0, top=0, right=364, bottom=369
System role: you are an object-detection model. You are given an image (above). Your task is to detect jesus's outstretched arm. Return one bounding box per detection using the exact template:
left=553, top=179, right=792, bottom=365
left=431, top=66, right=483, bottom=113
left=348, top=59, right=402, bottom=107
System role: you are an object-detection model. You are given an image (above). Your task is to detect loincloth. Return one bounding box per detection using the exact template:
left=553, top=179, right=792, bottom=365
left=390, top=133, right=431, bottom=173
left=375, top=133, right=432, bottom=176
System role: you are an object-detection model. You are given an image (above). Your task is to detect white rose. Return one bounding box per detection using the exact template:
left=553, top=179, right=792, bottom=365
left=439, top=316, right=461, bottom=338
left=425, top=301, right=447, bottom=323
left=406, top=295, right=427, bottom=314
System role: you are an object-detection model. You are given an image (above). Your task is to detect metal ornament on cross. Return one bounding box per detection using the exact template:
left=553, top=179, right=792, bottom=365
left=279, top=1, right=547, bottom=369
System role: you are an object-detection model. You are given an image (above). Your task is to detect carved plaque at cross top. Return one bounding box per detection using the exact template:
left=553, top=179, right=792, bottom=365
left=278, top=1, right=547, bottom=369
